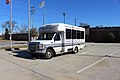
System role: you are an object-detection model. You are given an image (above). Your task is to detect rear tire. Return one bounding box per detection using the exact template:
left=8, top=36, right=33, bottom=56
left=74, top=47, right=78, bottom=54
left=45, top=49, right=54, bottom=59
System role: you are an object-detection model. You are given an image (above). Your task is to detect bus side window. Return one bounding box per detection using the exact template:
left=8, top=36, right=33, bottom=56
left=81, top=31, right=84, bottom=39
left=77, top=30, right=80, bottom=39
left=54, top=34, right=60, bottom=41
left=66, top=29, right=71, bottom=39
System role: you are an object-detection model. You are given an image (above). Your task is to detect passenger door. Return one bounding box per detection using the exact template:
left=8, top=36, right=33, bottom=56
left=54, top=33, right=62, bottom=53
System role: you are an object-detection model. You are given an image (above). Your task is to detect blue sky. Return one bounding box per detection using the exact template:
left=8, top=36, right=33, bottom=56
left=1, top=0, right=120, bottom=33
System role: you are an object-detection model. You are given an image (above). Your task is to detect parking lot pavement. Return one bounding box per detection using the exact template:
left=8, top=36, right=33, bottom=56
left=0, top=43, right=120, bottom=80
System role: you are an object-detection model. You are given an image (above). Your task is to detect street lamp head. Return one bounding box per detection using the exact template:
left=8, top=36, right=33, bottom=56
left=31, top=6, right=35, bottom=9
left=63, top=13, right=65, bottom=16
left=63, top=13, right=66, bottom=24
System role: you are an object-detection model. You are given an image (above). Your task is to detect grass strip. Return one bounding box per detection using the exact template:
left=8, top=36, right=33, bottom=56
left=0, top=45, right=28, bottom=50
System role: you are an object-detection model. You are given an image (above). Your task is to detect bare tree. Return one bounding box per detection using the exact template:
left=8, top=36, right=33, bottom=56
left=80, top=23, right=89, bottom=27
left=18, top=23, right=27, bottom=33
left=1, top=21, right=18, bottom=33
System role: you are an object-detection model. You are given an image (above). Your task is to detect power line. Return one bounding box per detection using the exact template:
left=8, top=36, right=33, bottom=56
left=1, top=1, right=77, bottom=25
left=13, top=0, right=28, bottom=5
left=1, top=14, right=27, bottom=20
left=0, top=14, right=41, bottom=24
left=1, top=1, right=65, bottom=18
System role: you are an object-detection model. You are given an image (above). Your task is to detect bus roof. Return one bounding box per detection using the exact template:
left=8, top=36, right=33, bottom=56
left=39, top=23, right=85, bottom=32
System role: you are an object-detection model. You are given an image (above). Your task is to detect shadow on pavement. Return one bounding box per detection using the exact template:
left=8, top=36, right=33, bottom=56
left=12, top=50, right=35, bottom=60
left=12, top=50, right=75, bottom=60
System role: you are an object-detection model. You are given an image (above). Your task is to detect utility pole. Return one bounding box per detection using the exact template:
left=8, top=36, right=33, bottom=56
left=63, top=13, right=66, bottom=24
left=74, top=18, right=77, bottom=26
left=30, top=6, right=35, bottom=28
left=28, top=0, right=31, bottom=42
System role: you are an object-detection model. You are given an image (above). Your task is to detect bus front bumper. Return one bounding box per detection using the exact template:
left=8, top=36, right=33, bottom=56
left=27, top=49, right=46, bottom=54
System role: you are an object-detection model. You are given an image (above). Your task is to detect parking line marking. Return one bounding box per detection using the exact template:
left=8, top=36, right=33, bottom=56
left=110, top=49, right=120, bottom=55
left=76, top=57, right=107, bottom=73
left=76, top=49, right=120, bottom=74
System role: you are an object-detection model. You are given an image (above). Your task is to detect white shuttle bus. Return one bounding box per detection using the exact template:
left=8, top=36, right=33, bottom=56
left=28, top=23, right=85, bottom=59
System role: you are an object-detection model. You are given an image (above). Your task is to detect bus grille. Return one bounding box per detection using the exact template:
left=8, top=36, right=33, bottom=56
left=29, top=42, right=39, bottom=51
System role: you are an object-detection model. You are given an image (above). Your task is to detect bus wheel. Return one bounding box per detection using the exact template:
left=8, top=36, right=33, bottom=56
left=45, top=49, right=53, bottom=59
left=74, top=47, right=78, bottom=54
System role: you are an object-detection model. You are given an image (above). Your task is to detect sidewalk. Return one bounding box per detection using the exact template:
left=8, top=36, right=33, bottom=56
left=0, top=41, right=28, bottom=49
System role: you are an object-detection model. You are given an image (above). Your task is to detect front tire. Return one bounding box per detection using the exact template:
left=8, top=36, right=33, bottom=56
left=45, top=49, right=54, bottom=59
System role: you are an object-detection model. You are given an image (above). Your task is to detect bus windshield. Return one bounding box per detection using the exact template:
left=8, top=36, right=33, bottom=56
left=37, top=33, right=55, bottom=40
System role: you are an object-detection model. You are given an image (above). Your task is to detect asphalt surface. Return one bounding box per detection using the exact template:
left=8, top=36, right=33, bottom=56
left=0, top=43, right=120, bottom=80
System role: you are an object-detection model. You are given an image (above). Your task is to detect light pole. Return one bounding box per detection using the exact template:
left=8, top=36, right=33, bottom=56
left=10, top=0, right=12, bottom=49
left=63, top=13, right=66, bottom=24
left=40, top=0, right=45, bottom=25
left=43, top=0, right=45, bottom=25
left=28, top=0, right=31, bottom=42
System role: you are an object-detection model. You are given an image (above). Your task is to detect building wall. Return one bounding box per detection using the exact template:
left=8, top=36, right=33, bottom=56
left=87, top=28, right=120, bottom=42
left=5, top=33, right=29, bottom=41
left=12, top=33, right=29, bottom=41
